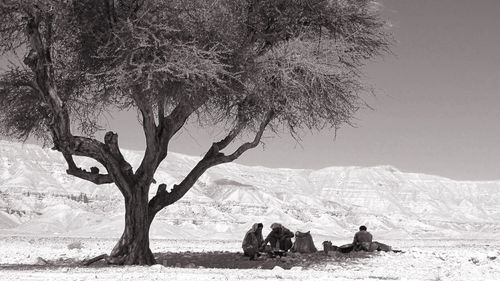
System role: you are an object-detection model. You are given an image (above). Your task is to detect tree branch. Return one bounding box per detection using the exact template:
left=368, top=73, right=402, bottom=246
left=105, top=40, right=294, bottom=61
left=17, top=8, right=138, bottom=199
left=66, top=167, right=114, bottom=185
left=103, top=131, right=134, bottom=174
left=133, top=91, right=158, bottom=149
left=210, top=96, right=255, bottom=153
left=24, top=9, right=71, bottom=141
left=61, top=153, right=113, bottom=185
left=132, top=91, right=160, bottom=184
left=148, top=110, right=274, bottom=216
left=157, top=96, right=208, bottom=160
left=135, top=95, right=207, bottom=185
left=54, top=133, right=134, bottom=197
left=205, top=119, right=245, bottom=159
left=157, top=95, right=165, bottom=122
left=221, top=110, right=274, bottom=162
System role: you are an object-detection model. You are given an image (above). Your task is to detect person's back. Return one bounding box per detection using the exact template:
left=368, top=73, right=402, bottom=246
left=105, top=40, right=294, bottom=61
left=353, top=229, right=372, bottom=243
left=352, top=225, right=373, bottom=251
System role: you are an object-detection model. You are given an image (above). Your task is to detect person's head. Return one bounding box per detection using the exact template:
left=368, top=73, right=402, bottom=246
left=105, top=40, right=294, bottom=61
left=251, top=223, right=263, bottom=232
left=270, top=223, right=282, bottom=230
left=359, top=225, right=367, bottom=231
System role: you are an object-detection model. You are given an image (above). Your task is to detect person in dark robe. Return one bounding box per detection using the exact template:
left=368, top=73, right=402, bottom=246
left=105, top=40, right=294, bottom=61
left=262, top=223, right=294, bottom=252
left=242, top=223, right=264, bottom=260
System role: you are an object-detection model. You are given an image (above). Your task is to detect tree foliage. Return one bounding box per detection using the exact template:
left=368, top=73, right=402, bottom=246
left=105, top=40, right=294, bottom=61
left=1, top=0, right=391, bottom=140
left=0, top=0, right=392, bottom=265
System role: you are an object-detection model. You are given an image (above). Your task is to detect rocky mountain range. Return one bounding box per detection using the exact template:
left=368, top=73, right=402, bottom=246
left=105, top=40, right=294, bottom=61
left=1, top=140, right=499, bottom=240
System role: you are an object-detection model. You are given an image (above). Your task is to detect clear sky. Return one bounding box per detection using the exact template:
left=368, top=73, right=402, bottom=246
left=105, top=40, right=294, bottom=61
left=3, top=0, right=500, bottom=181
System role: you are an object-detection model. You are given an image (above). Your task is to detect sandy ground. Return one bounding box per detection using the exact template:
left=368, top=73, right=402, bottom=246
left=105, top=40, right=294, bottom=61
left=0, top=236, right=499, bottom=280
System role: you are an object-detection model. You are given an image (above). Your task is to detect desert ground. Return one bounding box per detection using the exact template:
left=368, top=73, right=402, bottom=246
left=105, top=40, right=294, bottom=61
left=0, top=236, right=498, bottom=281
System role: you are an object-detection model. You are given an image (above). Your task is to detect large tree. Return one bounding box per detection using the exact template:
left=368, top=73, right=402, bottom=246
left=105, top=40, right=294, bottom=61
left=0, top=0, right=391, bottom=265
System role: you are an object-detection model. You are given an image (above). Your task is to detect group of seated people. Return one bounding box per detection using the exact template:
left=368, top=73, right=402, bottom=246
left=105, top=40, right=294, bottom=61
left=241, top=222, right=294, bottom=260
left=242, top=223, right=384, bottom=260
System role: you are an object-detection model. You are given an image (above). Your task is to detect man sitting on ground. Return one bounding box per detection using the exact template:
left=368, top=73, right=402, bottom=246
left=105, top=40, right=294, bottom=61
left=262, top=223, right=294, bottom=252
left=242, top=223, right=264, bottom=260
left=352, top=225, right=373, bottom=251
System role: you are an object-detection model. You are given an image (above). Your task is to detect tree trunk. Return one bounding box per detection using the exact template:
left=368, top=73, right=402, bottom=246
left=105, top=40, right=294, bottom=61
left=109, top=188, right=155, bottom=265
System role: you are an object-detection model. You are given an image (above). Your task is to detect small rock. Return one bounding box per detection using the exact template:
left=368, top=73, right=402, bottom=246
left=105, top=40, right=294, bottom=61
left=272, top=266, right=284, bottom=271
left=67, top=241, right=83, bottom=250
left=290, top=266, right=302, bottom=271
left=150, top=264, right=164, bottom=270
left=185, top=263, right=196, bottom=268
left=487, top=251, right=498, bottom=260
left=35, top=257, right=50, bottom=265
left=469, top=257, right=480, bottom=265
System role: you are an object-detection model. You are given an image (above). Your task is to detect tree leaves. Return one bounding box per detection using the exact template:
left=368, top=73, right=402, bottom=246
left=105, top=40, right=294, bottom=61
left=0, top=0, right=391, bottom=141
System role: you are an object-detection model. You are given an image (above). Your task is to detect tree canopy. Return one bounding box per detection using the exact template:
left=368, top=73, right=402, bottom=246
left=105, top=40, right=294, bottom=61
left=1, top=0, right=391, bottom=141
left=0, top=0, right=392, bottom=265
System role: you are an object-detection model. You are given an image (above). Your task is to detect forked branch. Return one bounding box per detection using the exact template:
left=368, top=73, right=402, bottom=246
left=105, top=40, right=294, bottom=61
left=66, top=167, right=114, bottom=185
left=220, top=110, right=274, bottom=162
left=135, top=95, right=208, bottom=184
left=62, top=153, right=113, bottom=185
left=158, top=96, right=208, bottom=157
left=148, top=110, right=274, bottom=216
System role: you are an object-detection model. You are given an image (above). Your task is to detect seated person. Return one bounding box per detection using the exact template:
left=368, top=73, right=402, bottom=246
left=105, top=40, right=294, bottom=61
left=352, top=225, right=373, bottom=251
left=242, top=223, right=264, bottom=260
left=262, top=223, right=294, bottom=252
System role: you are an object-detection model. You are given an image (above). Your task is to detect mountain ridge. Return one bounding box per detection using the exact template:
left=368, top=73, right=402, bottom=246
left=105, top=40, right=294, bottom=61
left=0, top=140, right=499, bottom=240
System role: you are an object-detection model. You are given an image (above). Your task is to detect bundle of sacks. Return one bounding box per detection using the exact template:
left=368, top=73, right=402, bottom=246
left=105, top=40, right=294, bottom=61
left=323, top=240, right=392, bottom=254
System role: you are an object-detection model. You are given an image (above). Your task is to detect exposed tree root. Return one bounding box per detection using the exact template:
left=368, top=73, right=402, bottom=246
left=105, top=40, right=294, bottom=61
left=82, top=251, right=155, bottom=266
left=82, top=253, right=129, bottom=266
left=82, top=254, right=109, bottom=266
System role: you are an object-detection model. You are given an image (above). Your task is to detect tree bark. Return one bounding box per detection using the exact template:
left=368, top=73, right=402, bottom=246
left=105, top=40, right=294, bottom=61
left=108, top=186, right=155, bottom=265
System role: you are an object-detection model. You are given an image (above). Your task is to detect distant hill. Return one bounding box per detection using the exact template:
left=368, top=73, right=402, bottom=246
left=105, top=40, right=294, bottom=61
left=0, top=140, right=499, bottom=240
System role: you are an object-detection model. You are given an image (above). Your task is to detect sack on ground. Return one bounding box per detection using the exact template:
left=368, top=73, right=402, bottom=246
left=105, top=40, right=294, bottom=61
left=291, top=231, right=317, bottom=253
left=322, top=241, right=338, bottom=254
left=373, top=241, right=392, bottom=252
left=338, top=243, right=354, bottom=253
